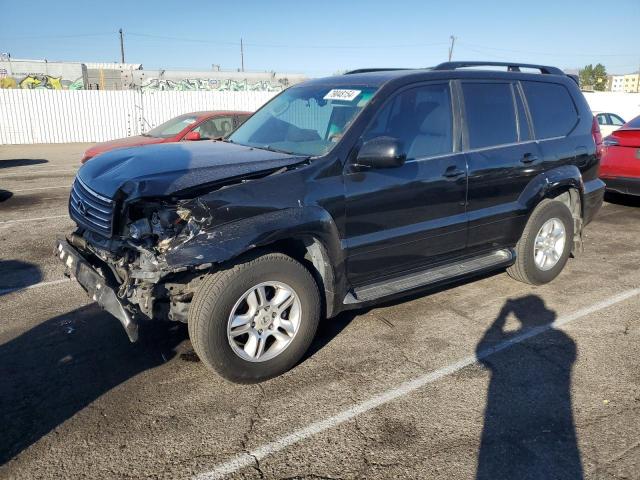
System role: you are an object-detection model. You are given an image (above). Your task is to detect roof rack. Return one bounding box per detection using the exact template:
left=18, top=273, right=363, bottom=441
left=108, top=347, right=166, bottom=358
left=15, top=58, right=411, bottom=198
left=432, top=61, right=565, bottom=75
left=344, top=68, right=409, bottom=75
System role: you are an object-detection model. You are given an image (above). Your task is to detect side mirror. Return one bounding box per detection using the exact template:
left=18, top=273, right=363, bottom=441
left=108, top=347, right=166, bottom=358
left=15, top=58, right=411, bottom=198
left=355, top=137, right=406, bottom=169
left=184, top=131, right=201, bottom=141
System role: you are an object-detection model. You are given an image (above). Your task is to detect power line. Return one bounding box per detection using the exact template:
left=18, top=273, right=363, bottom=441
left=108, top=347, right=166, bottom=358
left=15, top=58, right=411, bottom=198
left=126, top=32, right=448, bottom=50
left=0, top=32, right=116, bottom=40
left=457, top=41, right=639, bottom=58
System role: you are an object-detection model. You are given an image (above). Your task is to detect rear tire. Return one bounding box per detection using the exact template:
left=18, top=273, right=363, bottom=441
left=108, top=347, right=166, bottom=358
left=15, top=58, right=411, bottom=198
left=507, top=199, right=574, bottom=285
left=188, top=252, right=320, bottom=383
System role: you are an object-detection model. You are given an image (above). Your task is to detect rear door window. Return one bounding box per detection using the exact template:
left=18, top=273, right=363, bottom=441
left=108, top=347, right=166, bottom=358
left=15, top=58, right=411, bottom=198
left=522, top=82, right=578, bottom=139
left=462, top=82, right=517, bottom=149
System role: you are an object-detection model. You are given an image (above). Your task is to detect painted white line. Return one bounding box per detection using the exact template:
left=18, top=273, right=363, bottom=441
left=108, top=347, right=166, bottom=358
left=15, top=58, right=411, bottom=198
left=193, top=288, right=640, bottom=480
left=0, top=215, right=70, bottom=225
left=12, top=185, right=71, bottom=193
left=0, top=169, right=77, bottom=178
left=0, top=278, right=71, bottom=296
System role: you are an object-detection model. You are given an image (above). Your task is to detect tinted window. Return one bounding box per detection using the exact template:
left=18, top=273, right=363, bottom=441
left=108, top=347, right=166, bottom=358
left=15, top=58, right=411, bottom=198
left=515, top=88, right=531, bottom=141
left=522, top=82, right=578, bottom=139
left=363, top=83, right=453, bottom=160
left=462, top=83, right=517, bottom=149
left=596, top=113, right=610, bottom=126
left=229, top=85, right=377, bottom=156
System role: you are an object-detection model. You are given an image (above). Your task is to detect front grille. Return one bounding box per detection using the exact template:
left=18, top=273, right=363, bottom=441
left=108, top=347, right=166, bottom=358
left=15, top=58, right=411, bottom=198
left=69, top=177, right=115, bottom=236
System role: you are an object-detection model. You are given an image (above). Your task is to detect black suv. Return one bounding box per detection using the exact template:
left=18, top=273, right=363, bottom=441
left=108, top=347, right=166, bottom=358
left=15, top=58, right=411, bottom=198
left=56, top=61, right=605, bottom=382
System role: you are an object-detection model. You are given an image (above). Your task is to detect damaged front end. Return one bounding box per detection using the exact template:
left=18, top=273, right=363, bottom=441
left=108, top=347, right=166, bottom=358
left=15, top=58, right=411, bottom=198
left=57, top=137, right=313, bottom=342
left=58, top=155, right=308, bottom=342
left=58, top=197, right=212, bottom=341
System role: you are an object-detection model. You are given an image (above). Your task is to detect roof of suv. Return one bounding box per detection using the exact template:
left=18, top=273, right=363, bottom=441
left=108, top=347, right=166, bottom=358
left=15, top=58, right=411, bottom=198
left=303, top=61, right=576, bottom=89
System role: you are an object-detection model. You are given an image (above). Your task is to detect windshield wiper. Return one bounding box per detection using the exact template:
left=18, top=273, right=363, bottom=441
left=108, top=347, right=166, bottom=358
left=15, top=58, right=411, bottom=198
left=257, top=145, right=294, bottom=155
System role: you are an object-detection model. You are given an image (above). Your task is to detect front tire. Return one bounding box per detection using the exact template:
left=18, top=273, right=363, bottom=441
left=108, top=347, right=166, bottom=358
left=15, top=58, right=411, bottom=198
left=507, top=199, right=574, bottom=285
left=188, top=252, right=320, bottom=383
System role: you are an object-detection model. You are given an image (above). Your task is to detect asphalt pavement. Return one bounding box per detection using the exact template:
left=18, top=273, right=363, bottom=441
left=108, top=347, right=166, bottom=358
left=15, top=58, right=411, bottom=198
left=0, top=143, right=639, bottom=479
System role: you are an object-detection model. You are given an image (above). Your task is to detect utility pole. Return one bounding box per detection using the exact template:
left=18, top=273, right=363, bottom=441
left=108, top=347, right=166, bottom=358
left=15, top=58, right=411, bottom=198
left=240, top=38, right=244, bottom=72
left=119, top=29, right=125, bottom=64
left=448, top=35, right=456, bottom=62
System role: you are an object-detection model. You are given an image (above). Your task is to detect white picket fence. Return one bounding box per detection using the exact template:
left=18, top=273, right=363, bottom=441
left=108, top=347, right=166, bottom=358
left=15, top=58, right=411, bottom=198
left=1, top=89, right=639, bottom=145
left=0, top=89, right=277, bottom=144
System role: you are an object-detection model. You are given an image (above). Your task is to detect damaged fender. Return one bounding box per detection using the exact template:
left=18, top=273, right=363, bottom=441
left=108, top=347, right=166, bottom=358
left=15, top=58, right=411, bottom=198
left=162, top=205, right=346, bottom=316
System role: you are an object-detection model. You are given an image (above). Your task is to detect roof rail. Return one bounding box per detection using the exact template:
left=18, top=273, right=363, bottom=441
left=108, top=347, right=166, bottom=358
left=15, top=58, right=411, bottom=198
left=344, top=68, right=409, bottom=75
left=433, top=61, right=565, bottom=76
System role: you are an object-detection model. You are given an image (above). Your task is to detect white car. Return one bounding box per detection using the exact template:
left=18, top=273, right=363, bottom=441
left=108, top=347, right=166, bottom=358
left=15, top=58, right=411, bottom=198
left=594, top=111, right=626, bottom=137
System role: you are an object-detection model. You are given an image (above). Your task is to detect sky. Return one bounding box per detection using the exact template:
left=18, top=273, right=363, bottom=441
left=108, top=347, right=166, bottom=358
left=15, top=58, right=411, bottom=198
left=1, top=0, right=639, bottom=77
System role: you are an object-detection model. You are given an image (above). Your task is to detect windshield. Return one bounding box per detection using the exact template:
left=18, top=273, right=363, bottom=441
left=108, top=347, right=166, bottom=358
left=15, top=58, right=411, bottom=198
left=228, top=85, right=377, bottom=156
left=146, top=115, right=199, bottom=138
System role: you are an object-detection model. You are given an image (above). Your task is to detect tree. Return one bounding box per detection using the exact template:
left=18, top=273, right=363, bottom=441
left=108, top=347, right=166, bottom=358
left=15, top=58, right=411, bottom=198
left=579, top=63, right=608, bottom=91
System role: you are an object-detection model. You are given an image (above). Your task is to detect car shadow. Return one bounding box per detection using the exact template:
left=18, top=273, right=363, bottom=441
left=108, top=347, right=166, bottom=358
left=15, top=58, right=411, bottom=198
left=0, top=159, right=48, bottom=169
left=605, top=191, right=640, bottom=208
left=475, top=295, right=582, bottom=479
left=0, top=190, right=13, bottom=202
left=0, top=305, right=188, bottom=465
left=0, top=260, right=43, bottom=296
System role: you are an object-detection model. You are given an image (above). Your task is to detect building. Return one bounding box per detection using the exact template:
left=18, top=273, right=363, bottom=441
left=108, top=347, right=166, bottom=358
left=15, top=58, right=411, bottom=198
left=0, top=57, right=305, bottom=92
left=609, top=75, right=624, bottom=92
left=84, top=63, right=143, bottom=90
left=622, top=73, right=640, bottom=93
left=0, top=58, right=87, bottom=89
left=123, top=69, right=306, bottom=92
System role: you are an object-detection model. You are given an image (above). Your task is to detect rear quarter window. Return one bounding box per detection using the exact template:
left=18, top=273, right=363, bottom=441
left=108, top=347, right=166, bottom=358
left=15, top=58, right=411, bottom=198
left=522, top=82, right=578, bottom=139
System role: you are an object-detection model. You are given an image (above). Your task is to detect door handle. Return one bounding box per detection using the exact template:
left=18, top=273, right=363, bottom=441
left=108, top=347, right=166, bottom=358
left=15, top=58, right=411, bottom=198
left=443, top=167, right=465, bottom=178
left=521, top=153, right=538, bottom=164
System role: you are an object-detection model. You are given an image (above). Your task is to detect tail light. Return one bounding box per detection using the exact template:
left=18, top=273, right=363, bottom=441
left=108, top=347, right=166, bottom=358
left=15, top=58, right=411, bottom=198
left=592, top=116, right=603, bottom=161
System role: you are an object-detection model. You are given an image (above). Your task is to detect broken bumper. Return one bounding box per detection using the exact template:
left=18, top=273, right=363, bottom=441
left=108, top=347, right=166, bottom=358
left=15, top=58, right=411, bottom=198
left=55, top=239, right=139, bottom=342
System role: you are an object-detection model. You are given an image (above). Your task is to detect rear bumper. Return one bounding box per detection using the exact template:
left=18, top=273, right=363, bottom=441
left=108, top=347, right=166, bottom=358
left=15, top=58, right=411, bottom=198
left=54, top=238, right=138, bottom=342
left=583, top=178, right=606, bottom=225
left=601, top=176, right=640, bottom=197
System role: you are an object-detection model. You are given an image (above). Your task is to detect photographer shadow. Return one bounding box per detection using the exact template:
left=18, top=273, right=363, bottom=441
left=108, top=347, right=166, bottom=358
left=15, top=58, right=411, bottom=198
left=476, top=295, right=583, bottom=479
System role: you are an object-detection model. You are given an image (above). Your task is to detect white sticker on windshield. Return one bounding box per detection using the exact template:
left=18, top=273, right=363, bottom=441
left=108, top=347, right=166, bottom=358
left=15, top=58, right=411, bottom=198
left=324, top=89, right=361, bottom=102
left=184, top=119, right=197, bottom=124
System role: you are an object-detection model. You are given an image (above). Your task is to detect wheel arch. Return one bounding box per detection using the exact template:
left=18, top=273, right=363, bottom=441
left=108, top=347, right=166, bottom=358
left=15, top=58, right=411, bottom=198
left=518, top=165, right=585, bottom=255
left=163, top=206, right=347, bottom=317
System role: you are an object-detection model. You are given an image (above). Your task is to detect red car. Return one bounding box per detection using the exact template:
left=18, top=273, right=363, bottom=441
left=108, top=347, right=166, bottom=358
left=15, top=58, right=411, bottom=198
left=81, top=110, right=251, bottom=163
left=600, top=114, right=640, bottom=196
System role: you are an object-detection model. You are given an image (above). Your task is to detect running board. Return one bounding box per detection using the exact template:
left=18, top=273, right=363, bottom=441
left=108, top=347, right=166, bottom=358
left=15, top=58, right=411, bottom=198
left=344, top=249, right=514, bottom=304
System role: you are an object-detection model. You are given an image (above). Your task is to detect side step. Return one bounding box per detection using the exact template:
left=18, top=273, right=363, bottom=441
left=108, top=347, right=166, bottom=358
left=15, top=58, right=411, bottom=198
left=344, top=249, right=514, bottom=304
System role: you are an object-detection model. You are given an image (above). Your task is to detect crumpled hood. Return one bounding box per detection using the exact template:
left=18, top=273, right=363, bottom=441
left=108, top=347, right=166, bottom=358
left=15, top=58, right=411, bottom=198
left=77, top=141, right=307, bottom=198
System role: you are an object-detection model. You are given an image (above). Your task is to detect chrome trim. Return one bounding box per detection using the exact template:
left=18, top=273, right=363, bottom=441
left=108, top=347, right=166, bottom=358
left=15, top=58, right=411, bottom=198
left=76, top=175, right=113, bottom=203
left=69, top=176, right=114, bottom=236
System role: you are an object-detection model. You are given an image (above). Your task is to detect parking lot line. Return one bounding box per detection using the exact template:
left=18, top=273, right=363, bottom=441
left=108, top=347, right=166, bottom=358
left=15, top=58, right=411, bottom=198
left=193, top=288, right=640, bottom=480
left=0, top=278, right=71, bottom=296
left=12, top=185, right=71, bottom=193
left=0, top=215, right=70, bottom=226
